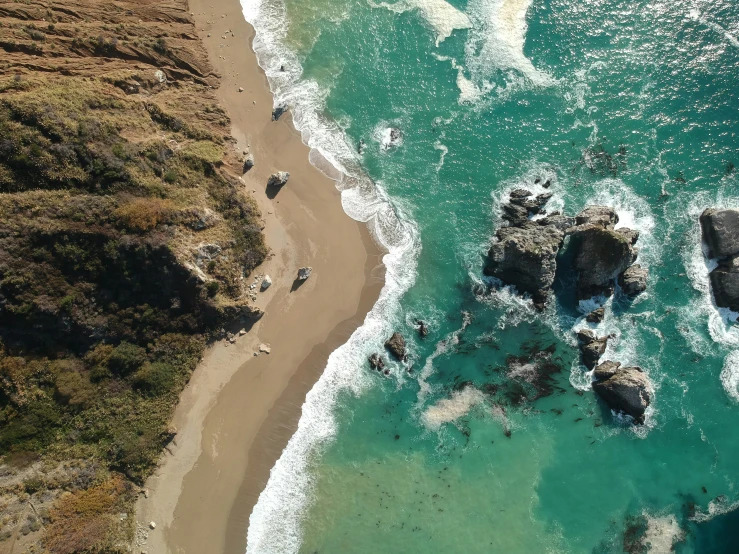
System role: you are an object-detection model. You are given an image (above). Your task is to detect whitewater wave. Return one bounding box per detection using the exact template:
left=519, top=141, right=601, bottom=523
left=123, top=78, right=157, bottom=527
left=241, top=0, right=421, bottom=552
left=465, top=0, right=555, bottom=87
left=721, top=351, right=739, bottom=402
left=370, top=0, right=471, bottom=46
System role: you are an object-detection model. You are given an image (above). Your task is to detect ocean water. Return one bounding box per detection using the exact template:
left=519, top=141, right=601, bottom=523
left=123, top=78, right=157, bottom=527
left=241, top=0, right=739, bottom=552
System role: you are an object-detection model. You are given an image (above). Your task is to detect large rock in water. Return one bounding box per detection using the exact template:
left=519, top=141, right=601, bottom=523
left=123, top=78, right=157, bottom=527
left=384, top=332, right=407, bottom=361
left=485, top=223, right=565, bottom=307
left=709, top=256, right=739, bottom=312
left=568, top=207, right=640, bottom=299
left=577, top=329, right=608, bottom=369
left=592, top=362, right=651, bottom=423
left=700, top=208, right=739, bottom=258
left=699, top=208, right=739, bottom=311
left=484, top=189, right=567, bottom=308
left=618, top=264, right=648, bottom=297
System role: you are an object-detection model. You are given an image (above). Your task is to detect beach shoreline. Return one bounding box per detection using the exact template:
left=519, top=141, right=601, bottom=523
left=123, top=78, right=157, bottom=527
left=134, top=0, right=385, bottom=552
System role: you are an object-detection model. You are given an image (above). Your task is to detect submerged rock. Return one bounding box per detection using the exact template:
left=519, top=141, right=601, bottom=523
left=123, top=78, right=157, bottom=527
left=592, top=362, right=651, bottom=423
left=267, top=171, right=290, bottom=187
left=384, top=332, right=407, bottom=361
left=297, top=266, right=312, bottom=280
left=619, top=264, right=648, bottom=297
left=577, top=329, right=609, bottom=370
left=416, top=320, right=429, bottom=337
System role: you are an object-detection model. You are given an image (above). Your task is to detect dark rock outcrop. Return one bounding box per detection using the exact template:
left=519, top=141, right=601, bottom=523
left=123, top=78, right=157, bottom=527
left=272, top=104, right=288, bottom=121
left=384, top=332, right=407, bottom=361
left=586, top=307, right=605, bottom=323
left=709, top=257, right=739, bottom=312
left=700, top=208, right=739, bottom=311
left=700, top=208, right=739, bottom=259
left=416, top=320, right=429, bottom=337
left=484, top=189, right=567, bottom=308
left=619, top=264, right=648, bottom=297
left=485, top=195, right=647, bottom=307
left=592, top=362, right=651, bottom=423
left=577, top=329, right=609, bottom=369
left=368, top=353, right=385, bottom=370
left=569, top=217, right=638, bottom=299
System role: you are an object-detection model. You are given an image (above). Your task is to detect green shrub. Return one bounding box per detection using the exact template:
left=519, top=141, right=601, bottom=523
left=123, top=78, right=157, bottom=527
left=205, top=281, right=219, bottom=297
left=108, top=342, right=146, bottom=376
left=55, top=371, right=95, bottom=407
left=132, top=362, right=175, bottom=396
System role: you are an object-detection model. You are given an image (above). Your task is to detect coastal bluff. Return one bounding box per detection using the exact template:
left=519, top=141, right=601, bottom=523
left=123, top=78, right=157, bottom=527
left=0, top=1, right=267, bottom=551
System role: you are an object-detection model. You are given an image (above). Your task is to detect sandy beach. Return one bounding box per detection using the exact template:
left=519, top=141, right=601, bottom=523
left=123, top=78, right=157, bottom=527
left=134, top=0, right=384, bottom=552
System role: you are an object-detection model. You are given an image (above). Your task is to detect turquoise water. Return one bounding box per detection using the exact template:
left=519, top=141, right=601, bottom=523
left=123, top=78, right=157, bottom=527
left=242, top=0, right=739, bottom=552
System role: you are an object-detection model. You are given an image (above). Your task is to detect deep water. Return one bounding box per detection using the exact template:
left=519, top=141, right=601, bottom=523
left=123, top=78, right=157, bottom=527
left=243, top=0, right=739, bottom=552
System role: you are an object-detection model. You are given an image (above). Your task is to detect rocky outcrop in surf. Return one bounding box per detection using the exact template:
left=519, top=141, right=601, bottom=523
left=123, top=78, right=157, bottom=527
left=700, top=208, right=739, bottom=312
left=567, top=207, right=641, bottom=300
left=577, top=330, right=609, bottom=370
left=484, top=193, right=650, bottom=307
left=484, top=190, right=567, bottom=309
left=385, top=332, right=407, bottom=361
left=484, top=193, right=647, bottom=307
left=592, top=361, right=651, bottom=424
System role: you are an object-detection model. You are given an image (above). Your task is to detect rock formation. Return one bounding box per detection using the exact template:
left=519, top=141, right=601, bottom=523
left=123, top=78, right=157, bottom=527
left=618, top=264, right=648, bottom=297
left=592, top=361, right=651, bottom=423
left=586, top=307, right=605, bottom=323
left=297, top=267, right=312, bottom=280
left=261, top=275, right=272, bottom=290
left=576, top=329, right=609, bottom=370
left=416, top=320, right=429, bottom=337
left=484, top=189, right=568, bottom=309
left=272, top=104, right=288, bottom=121
left=368, top=353, right=385, bottom=370
left=267, top=171, right=290, bottom=187
left=484, top=192, right=647, bottom=307
left=700, top=208, right=739, bottom=311
left=385, top=332, right=407, bottom=361
left=567, top=207, right=639, bottom=299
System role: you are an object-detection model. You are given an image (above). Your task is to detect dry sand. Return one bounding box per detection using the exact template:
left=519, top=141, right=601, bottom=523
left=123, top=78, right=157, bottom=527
left=134, top=0, right=385, bottom=552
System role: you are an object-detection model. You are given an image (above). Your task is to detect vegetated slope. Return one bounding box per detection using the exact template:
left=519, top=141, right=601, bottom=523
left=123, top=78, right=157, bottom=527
left=0, top=1, right=267, bottom=550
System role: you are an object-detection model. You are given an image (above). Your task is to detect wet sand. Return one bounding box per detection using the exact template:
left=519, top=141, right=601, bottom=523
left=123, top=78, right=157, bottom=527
left=134, top=0, right=385, bottom=551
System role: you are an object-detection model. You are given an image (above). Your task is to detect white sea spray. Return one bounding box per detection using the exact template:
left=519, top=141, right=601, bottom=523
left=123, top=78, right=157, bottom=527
left=369, top=0, right=471, bottom=46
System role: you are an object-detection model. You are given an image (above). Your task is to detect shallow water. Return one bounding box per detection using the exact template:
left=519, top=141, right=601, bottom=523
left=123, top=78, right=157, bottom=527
left=242, top=0, right=739, bottom=551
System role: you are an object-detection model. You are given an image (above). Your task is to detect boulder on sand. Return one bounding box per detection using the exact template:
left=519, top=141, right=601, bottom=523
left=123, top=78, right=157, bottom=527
left=384, top=332, right=407, bottom=361
left=272, top=104, right=288, bottom=121
left=267, top=171, right=290, bottom=187
left=592, top=362, right=651, bottom=424
left=297, top=267, right=312, bottom=280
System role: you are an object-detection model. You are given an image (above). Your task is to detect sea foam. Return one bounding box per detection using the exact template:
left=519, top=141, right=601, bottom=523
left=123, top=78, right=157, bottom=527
left=241, top=0, right=421, bottom=552
left=465, top=0, right=555, bottom=87
left=370, top=0, right=471, bottom=46
left=421, top=386, right=486, bottom=430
